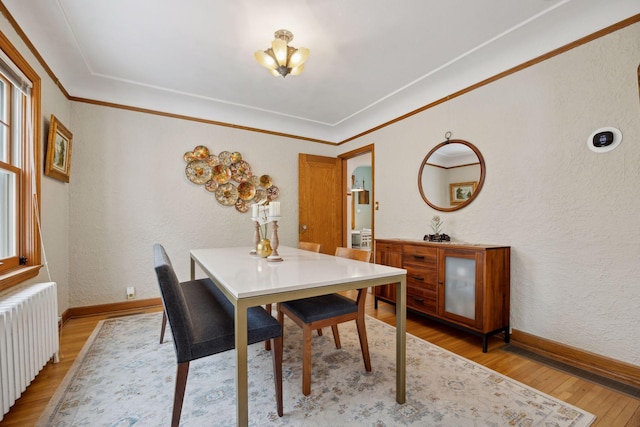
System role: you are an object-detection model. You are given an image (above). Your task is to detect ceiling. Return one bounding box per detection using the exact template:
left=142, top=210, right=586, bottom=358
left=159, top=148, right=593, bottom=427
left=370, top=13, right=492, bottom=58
left=3, top=0, right=639, bottom=143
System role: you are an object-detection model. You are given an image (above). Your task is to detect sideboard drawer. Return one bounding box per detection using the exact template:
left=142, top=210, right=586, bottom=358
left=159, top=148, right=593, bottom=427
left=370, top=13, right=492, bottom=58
left=407, top=284, right=437, bottom=314
left=376, top=242, right=403, bottom=253
left=402, top=245, right=437, bottom=267
left=406, top=267, right=437, bottom=291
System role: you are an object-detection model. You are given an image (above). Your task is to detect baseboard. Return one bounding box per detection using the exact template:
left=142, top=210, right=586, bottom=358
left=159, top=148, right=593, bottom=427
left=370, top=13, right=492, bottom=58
left=510, top=329, right=640, bottom=389
left=61, top=298, right=162, bottom=325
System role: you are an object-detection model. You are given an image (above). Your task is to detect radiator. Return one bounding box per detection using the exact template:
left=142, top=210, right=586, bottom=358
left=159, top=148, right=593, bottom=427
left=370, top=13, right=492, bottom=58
left=0, top=282, right=59, bottom=420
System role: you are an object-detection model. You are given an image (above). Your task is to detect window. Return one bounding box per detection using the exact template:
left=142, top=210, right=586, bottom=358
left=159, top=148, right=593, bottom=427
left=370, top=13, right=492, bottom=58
left=0, top=33, right=41, bottom=291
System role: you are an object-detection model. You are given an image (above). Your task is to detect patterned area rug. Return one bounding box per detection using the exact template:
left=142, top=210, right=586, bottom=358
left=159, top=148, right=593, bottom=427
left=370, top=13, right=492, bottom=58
left=38, top=312, right=595, bottom=426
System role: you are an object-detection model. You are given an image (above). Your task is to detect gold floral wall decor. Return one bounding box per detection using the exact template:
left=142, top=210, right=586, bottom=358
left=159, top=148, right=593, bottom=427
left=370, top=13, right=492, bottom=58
left=183, top=145, right=279, bottom=213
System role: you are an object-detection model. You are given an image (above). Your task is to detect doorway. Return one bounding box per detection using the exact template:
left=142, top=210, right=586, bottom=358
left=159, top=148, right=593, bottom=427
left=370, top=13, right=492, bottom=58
left=339, top=145, right=374, bottom=250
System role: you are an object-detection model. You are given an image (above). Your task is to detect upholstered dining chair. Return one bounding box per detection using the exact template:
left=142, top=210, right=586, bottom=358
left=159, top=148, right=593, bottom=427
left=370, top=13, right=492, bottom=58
left=153, top=244, right=283, bottom=426
left=277, top=247, right=372, bottom=395
left=265, top=241, right=322, bottom=351
left=299, top=241, right=322, bottom=340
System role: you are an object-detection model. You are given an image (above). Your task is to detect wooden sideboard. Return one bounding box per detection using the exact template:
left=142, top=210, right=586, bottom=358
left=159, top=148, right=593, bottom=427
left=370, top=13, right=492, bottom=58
left=374, top=239, right=510, bottom=352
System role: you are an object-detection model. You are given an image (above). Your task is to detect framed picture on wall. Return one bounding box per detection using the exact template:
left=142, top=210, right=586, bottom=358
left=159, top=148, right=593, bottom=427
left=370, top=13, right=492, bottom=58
left=450, top=181, right=477, bottom=205
left=45, top=115, right=73, bottom=182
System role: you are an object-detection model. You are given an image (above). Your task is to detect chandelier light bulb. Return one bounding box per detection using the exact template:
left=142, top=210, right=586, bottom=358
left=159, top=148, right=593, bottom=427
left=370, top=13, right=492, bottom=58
left=290, top=64, right=304, bottom=76
left=254, top=29, right=309, bottom=78
left=288, top=47, right=310, bottom=69
left=272, top=38, right=288, bottom=66
left=254, top=51, right=276, bottom=68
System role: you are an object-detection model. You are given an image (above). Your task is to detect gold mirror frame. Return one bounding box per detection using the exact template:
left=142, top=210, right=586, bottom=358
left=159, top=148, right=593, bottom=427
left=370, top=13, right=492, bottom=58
left=417, top=139, right=486, bottom=212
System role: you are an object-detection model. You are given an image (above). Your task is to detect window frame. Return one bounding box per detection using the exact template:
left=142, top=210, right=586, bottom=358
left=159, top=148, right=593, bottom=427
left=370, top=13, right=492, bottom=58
left=0, top=32, right=42, bottom=292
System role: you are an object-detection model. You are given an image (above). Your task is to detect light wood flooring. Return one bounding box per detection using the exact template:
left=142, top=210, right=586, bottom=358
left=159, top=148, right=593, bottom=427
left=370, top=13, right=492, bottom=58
left=1, top=296, right=638, bottom=426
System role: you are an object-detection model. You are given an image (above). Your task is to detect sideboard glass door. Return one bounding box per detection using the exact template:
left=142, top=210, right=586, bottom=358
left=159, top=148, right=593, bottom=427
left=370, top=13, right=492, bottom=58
left=440, top=250, right=481, bottom=328
left=444, top=257, right=475, bottom=318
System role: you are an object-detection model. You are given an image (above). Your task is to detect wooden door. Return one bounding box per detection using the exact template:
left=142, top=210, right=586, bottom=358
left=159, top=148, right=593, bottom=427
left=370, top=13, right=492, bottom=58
left=299, top=154, right=342, bottom=255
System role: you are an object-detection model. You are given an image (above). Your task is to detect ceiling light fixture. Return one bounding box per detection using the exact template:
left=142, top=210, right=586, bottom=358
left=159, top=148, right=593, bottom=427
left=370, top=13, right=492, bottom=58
left=254, top=29, right=310, bottom=78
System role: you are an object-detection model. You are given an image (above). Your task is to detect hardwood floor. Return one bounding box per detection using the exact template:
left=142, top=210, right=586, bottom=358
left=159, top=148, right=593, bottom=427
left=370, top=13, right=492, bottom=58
left=1, top=299, right=638, bottom=426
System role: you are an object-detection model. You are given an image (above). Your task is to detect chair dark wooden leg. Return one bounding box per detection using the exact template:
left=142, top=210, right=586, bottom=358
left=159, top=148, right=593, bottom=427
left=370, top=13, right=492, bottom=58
left=160, top=312, right=167, bottom=344
left=277, top=306, right=284, bottom=325
left=355, top=317, right=371, bottom=372
left=265, top=303, right=273, bottom=351
left=302, top=324, right=313, bottom=396
left=271, top=336, right=283, bottom=416
left=330, top=325, right=342, bottom=349
left=316, top=328, right=323, bottom=336
left=172, top=362, right=190, bottom=427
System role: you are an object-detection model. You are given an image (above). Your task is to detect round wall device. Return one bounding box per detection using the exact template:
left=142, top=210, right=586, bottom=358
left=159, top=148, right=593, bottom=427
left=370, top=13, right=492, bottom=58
left=587, top=127, right=622, bottom=153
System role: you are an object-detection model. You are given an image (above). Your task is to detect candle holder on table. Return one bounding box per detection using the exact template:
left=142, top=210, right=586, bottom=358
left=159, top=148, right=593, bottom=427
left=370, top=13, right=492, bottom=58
left=249, top=221, right=260, bottom=255
left=267, top=216, right=283, bottom=262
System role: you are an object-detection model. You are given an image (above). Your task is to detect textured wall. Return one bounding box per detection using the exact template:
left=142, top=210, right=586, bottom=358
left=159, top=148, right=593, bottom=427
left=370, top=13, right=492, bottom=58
left=340, top=23, right=640, bottom=365
left=67, top=105, right=334, bottom=306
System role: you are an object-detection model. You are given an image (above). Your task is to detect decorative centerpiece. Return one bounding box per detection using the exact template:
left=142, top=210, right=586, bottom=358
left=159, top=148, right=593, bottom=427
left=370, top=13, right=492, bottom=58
left=255, top=237, right=273, bottom=258
left=425, top=215, right=450, bottom=242
left=250, top=201, right=283, bottom=261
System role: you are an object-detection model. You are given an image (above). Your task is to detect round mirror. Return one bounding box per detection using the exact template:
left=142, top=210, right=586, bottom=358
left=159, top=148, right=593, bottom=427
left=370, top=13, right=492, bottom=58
left=418, top=139, right=485, bottom=212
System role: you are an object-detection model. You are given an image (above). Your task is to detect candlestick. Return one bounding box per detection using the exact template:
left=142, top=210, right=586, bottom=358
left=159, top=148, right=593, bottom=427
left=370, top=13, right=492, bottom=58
left=249, top=221, right=260, bottom=256
left=267, top=219, right=283, bottom=262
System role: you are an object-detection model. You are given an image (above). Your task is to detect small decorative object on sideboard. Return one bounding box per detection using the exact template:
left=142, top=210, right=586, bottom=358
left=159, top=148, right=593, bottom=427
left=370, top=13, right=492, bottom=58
left=424, top=233, right=450, bottom=242
left=425, top=215, right=450, bottom=242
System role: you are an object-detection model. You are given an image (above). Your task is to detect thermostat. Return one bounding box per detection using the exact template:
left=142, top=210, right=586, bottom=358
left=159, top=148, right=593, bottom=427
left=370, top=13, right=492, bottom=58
left=587, top=127, right=622, bottom=153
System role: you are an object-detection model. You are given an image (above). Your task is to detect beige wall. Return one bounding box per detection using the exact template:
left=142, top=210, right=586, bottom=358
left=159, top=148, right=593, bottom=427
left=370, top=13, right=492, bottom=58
left=67, top=104, right=334, bottom=305
left=340, top=22, right=640, bottom=366
left=2, top=13, right=638, bottom=367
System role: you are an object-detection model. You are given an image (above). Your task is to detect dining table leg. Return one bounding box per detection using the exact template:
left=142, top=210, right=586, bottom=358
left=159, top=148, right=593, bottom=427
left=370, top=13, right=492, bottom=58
left=395, top=276, right=407, bottom=404
left=234, top=300, right=249, bottom=427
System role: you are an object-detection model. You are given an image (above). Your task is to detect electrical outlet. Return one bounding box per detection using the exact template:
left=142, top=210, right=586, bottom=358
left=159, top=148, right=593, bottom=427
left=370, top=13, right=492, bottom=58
left=126, top=286, right=136, bottom=300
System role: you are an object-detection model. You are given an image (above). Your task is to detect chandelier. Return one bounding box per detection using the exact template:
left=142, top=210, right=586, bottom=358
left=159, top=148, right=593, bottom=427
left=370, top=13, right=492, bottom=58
left=254, top=29, right=310, bottom=78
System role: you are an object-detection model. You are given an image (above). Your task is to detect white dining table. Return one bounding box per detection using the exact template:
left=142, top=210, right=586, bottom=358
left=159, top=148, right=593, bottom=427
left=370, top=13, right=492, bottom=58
left=190, top=245, right=407, bottom=427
